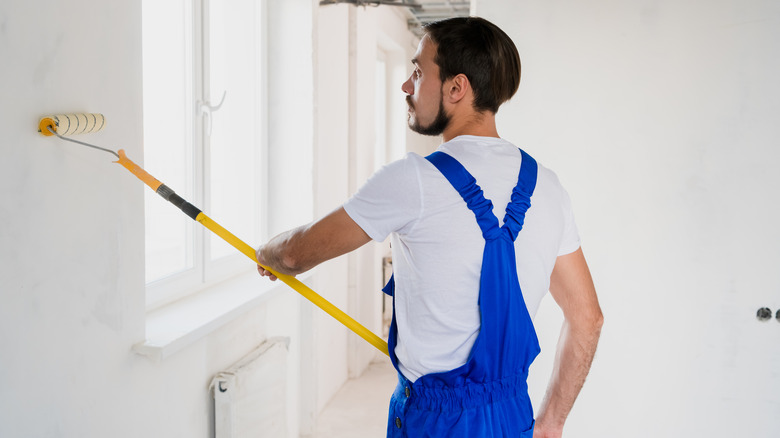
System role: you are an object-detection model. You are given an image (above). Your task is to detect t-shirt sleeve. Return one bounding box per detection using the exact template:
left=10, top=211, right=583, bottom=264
left=557, top=186, right=581, bottom=256
left=343, top=153, right=423, bottom=242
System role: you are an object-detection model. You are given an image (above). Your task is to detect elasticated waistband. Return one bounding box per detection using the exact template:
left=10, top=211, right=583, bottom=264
left=397, top=371, right=530, bottom=412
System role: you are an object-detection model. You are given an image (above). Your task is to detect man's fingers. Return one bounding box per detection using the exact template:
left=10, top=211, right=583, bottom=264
left=256, top=264, right=278, bottom=281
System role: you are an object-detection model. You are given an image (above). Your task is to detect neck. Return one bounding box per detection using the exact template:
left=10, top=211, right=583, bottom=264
left=442, top=110, right=499, bottom=142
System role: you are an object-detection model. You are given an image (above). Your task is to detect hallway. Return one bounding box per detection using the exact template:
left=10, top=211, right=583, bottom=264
left=315, top=358, right=397, bottom=437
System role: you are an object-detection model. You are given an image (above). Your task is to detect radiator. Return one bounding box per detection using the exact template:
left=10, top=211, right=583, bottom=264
left=210, top=337, right=290, bottom=438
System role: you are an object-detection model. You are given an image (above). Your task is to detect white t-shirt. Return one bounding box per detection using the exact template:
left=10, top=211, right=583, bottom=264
left=343, top=135, right=580, bottom=381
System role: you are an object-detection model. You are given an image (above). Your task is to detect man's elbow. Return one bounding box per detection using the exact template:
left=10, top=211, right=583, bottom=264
left=571, top=305, right=604, bottom=336
left=593, top=308, right=604, bottom=333
left=587, top=306, right=604, bottom=336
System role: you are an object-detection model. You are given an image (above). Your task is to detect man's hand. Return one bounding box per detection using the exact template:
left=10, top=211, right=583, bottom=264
left=255, top=247, right=278, bottom=281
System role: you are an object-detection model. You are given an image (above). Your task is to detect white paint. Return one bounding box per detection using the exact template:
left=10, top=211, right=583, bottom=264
left=474, top=0, right=780, bottom=436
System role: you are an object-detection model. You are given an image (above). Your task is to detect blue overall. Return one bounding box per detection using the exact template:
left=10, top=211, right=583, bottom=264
left=383, top=149, right=540, bottom=437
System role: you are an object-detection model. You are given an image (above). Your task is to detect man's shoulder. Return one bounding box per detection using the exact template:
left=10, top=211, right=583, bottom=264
left=382, top=152, right=429, bottom=175
left=358, top=152, right=430, bottom=191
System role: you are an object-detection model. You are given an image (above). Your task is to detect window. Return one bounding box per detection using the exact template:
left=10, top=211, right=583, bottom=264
left=142, top=0, right=266, bottom=309
left=374, top=44, right=407, bottom=167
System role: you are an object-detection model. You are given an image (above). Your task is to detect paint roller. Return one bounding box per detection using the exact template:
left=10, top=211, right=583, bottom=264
left=38, top=113, right=390, bottom=357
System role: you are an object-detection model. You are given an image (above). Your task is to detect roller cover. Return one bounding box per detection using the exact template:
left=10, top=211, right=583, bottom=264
left=39, top=113, right=106, bottom=136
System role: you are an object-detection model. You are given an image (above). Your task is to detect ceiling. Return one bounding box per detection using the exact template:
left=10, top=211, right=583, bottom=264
left=319, top=0, right=472, bottom=36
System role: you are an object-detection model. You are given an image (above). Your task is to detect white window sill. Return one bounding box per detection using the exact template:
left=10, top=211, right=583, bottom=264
left=133, top=270, right=310, bottom=362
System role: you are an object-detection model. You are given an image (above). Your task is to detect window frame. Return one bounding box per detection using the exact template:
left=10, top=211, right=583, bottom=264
left=142, top=0, right=268, bottom=310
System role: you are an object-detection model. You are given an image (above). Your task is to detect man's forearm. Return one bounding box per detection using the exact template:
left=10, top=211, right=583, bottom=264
left=534, top=317, right=602, bottom=437
left=256, top=208, right=372, bottom=279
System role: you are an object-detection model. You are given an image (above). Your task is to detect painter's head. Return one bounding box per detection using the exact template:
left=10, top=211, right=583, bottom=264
left=422, top=17, right=521, bottom=114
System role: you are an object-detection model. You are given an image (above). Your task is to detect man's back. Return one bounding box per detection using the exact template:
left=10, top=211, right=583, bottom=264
left=344, top=135, right=580, bottom=381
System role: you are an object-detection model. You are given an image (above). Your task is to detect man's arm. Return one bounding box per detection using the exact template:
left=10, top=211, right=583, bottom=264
left=534, top=247, right=603, bottom=438
left=256, top=207, right=372, bottom=280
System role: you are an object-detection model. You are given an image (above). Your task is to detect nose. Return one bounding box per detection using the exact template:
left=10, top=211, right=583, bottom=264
left=401, top=75, right=414, bottom=95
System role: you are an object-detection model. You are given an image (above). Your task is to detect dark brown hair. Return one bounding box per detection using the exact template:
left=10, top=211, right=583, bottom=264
left=422, top=17, right=521, bottom=113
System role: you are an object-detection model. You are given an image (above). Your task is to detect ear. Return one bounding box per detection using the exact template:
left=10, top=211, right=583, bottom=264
left=443, top=74, right=470, bottom=104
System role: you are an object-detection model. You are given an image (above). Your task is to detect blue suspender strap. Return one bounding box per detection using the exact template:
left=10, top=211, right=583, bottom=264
left=426, top=149, right=538, bottom=241
left=503, top=149, right=538, bottom=241
left=425, top=151, right=499, bottom=238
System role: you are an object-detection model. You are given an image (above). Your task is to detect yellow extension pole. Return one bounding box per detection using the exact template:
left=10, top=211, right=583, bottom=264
left=115, top=149, right=390, bottom=357
left=37, top=115, right=390, bottom=355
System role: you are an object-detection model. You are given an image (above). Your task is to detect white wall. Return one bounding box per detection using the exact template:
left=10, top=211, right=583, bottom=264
left=475, top=0, right=780, bottom=436
left=0, top=1, right=148, bottom=435
left=313, top=2, right=352, bottom=419
left=0, top=1, right=310, bottom=437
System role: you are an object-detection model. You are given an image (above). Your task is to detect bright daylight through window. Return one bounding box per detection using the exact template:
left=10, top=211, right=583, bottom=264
left=142, top=0, right=266, bottom=309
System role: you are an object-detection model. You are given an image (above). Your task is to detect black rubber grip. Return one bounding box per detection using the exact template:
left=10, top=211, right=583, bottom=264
left=155, top=184, right=202, bottom=220
left=167, top=192, right=202, bottom=220
left=156, top=184, right=175, bottom=201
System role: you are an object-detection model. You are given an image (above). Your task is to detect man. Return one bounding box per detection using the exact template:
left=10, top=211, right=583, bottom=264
left=257, top=17, right=602, bottom=438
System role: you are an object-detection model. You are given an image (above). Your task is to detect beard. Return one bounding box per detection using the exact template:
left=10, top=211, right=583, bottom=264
left=406, top=94, right=451, bottom=136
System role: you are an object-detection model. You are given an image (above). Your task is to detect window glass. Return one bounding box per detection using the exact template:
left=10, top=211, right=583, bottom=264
left=208, top=0, right=260, bottom=261
left=142, top=0, right=194, bottom=283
